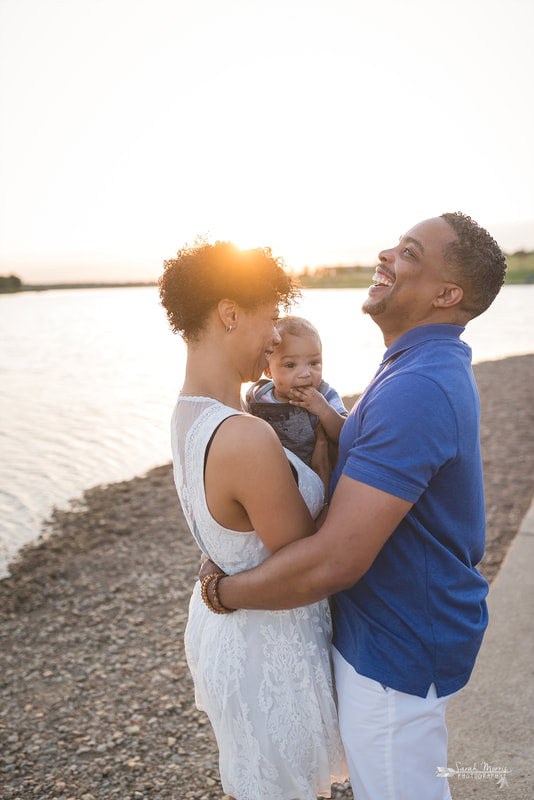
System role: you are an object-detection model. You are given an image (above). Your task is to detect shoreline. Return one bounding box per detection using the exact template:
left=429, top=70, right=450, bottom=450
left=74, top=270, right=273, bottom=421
left=4, top=353, right=534, bottom=586
left=1, top=354, right=533, bottom=799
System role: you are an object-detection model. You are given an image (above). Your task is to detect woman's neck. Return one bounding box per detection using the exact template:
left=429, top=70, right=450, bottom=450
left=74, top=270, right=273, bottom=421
left=181, top=342, right=243, bottom=410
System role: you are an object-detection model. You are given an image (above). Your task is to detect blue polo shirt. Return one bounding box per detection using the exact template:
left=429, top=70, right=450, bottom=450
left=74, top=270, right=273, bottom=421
left=331, top=324, right=489, bottom=698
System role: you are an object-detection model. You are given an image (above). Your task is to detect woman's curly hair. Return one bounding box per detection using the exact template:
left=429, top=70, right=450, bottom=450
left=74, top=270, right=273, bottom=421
left=159, top=239, right=300, bottom=341
left=441, top=212, right=507, bottom=319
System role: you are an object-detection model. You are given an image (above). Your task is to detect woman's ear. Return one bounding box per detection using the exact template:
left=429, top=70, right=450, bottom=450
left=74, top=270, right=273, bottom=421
left=433, top=283, right=464, bottom=308
left=217, top=298, right=238, bottom=330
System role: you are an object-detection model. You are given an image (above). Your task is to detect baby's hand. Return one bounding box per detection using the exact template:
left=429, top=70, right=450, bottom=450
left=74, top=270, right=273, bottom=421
left=289, top=386, right=346, bottom=444
left=288, top=385, right=328, bottom=416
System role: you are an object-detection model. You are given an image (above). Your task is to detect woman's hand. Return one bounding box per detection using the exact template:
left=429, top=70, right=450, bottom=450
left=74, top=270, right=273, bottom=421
left=199, top=554, right=225, bottom=582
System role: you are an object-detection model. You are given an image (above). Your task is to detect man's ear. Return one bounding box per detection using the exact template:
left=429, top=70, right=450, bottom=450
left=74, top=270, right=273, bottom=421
left=217, top=298, right=238, bottom=329
left=433, top=283, right=464, bottom=308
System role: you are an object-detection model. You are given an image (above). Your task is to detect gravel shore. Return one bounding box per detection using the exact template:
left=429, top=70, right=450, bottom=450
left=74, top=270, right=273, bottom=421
left=1, top=354, right=533, bottom=800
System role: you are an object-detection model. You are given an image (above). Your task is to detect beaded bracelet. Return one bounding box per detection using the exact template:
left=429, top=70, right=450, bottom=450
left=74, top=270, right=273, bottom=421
left=200, top=572, right=235, bottom=615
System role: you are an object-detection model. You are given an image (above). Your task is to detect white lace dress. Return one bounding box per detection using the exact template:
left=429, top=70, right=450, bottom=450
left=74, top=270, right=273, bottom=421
left=171, top=397, right=347, bottom=800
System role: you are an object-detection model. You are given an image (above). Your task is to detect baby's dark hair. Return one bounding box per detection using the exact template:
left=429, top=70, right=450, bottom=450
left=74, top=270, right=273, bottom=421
left=440, top=212, right=507, bottom=319
left=159, top=239, right=300, bottom=341
left=276, top=316, right=321, bottom=343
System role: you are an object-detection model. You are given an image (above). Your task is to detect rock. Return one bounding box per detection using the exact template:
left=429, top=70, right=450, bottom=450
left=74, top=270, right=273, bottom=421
left=0, top=356, right=532, bottom=799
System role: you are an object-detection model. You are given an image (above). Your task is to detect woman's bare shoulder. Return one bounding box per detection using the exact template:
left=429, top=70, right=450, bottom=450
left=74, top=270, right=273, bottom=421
left=215, top=411, right=282, bottom=453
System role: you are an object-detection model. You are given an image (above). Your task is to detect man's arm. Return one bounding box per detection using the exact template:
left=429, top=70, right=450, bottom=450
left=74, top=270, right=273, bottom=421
left=214, top=474, right=413, bottom=611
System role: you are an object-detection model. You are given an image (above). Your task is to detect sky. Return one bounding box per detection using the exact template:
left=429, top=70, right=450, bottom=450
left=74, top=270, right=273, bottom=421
left=1, top=0, right=533, bottom=283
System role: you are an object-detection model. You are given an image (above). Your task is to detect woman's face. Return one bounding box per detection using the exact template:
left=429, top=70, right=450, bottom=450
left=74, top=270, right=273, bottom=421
left=238, top=302, right=282, bottom=383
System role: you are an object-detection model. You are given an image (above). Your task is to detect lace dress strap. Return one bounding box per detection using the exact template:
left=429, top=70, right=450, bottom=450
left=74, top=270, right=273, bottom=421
left=171, top=397, right=324, bottom=569
left=171, top=398, right=240, bottom=559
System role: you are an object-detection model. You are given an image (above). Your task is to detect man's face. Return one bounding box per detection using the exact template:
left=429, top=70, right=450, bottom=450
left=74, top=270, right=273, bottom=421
left=362, top=217, right=459, bottom=339
left=266, top=333, right=323, bottom=401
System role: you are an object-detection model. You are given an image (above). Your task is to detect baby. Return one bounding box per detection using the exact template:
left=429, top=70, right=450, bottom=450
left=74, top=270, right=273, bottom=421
left=245, top=316, right=347, bottom=467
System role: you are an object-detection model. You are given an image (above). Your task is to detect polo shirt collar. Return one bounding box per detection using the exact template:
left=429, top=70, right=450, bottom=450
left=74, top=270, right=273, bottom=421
left=380, top=324, right=466, bottom=366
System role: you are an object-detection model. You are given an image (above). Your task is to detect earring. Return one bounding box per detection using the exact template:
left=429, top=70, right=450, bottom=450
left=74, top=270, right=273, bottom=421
left=226, top=325, right=233, bottom=333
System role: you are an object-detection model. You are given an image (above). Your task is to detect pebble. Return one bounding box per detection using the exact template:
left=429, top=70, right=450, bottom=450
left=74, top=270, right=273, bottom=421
left=1, top=359, right=533, bottom=799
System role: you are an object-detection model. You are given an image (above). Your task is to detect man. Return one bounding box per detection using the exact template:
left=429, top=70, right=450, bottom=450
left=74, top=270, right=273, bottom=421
left=202, top=212, right=507, bottom=799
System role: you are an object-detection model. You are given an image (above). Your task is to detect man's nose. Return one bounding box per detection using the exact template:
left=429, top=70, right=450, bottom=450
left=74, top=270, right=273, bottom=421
left=378, top=247, right=393, bottom=263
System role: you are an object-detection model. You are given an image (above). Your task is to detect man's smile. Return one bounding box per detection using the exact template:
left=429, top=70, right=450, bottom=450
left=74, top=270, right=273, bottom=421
left=371, top=268, right=394, bottom=288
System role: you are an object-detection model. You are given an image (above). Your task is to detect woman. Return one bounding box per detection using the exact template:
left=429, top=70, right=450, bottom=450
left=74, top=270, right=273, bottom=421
left=159, top=240, right=347, bottom=800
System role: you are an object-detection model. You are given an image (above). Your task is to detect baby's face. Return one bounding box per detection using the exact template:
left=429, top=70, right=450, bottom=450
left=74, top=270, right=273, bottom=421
left=266, top=333, right=323, bottom=401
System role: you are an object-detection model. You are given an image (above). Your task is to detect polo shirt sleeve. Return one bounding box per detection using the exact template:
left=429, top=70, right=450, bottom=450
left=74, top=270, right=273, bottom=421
left=343, top=372, right=458, bottom=503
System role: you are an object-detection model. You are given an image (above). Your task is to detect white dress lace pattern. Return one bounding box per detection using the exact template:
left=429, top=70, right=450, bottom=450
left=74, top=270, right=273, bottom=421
left=171, top=397, right=347, bottom=800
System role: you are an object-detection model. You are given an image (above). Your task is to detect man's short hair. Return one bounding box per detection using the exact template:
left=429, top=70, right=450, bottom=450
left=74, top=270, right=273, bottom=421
left=441, top=212, right=507, bottom=319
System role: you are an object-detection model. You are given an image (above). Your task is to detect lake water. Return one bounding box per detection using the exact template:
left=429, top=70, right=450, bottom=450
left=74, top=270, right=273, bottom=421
left=1, top=284, right=533, bottom=577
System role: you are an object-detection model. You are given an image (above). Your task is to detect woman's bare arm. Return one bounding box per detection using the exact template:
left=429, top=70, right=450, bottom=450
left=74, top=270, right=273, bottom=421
left=204, top=414, right=320, bottom=554
left=209, top=474, right=413, bottom=610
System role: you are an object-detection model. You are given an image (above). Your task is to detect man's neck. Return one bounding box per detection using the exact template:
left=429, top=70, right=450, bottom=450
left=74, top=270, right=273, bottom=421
left=380, top=319, right=465, bottom=349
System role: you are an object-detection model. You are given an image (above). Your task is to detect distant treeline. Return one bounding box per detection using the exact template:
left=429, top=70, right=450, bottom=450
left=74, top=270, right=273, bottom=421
left=0, top=275, right=22, bottom=293
left=297, top=250, right=534, bottom=289
left=1, top=251, right=533, bottom=293
left=0, top=278, right=157, bottom=294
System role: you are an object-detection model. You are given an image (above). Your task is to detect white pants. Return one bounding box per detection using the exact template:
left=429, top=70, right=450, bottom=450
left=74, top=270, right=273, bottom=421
left=332, top=647, right=453, bottom=800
